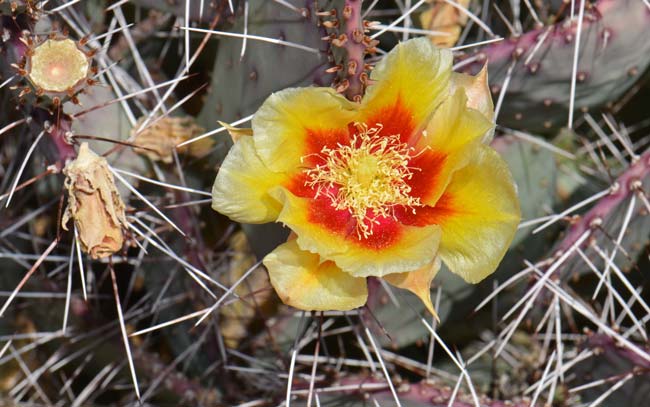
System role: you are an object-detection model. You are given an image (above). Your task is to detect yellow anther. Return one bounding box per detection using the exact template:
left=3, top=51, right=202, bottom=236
left=304, top=123, right=422, bottom=239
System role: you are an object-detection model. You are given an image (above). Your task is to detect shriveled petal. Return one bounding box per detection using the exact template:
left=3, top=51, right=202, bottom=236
left=419, top=0, right=468, bottom=48
left=450, top=65, right=494, bottom=142
left=406, top=145, right=520, bottom=283
left=263, top=239, right=368, bottom=311
left=360, top=37, right=452, bottom=143
left=212, top=136, right=285, bottom=223
left=384, top=257, right=441, bottom=320
left=271, top=187, right=442, bottom=278
left=409, top=90, right=493, bottom=205
left=253, top=87, right=358, bottom=173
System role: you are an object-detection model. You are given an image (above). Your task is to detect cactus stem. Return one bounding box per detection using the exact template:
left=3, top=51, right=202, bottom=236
left=336, top=0, right=366, bottom=101
left=557, top=150, right=650, bottom=253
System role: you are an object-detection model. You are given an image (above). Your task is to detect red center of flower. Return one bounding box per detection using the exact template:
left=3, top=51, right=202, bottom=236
left=302, top=122, right=423, bottom=239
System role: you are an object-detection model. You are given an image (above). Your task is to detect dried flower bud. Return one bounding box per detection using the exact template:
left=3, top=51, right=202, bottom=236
left=62, top=143, right=127, bottom=259
left=419, top=0, right=470, bottom=48
left=219, top=231, right=275, bottom=348
left=131, top=116, right=212, bottom=163
left=27, top=38, right=90, bottom=93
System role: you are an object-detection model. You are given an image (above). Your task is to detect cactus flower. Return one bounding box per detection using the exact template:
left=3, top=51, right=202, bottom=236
left=212, top=38, right=520, bottom=315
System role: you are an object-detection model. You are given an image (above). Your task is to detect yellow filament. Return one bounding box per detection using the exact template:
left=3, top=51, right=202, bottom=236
left=304, top=123, right=422, bottom=239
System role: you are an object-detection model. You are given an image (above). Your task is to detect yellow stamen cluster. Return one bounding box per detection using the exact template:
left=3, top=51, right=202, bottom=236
left=304, top=123, right=422, bottom=239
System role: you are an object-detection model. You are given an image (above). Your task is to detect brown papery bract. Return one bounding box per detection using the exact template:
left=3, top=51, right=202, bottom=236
left=131, top=116, right=212, bottom=163
left=62, top=143, right=127, bottom=259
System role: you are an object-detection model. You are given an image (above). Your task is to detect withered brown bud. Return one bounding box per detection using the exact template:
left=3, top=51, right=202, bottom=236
left=131, top=116, right=212, bottom=163
left=62, top=143, right=127, bottom=259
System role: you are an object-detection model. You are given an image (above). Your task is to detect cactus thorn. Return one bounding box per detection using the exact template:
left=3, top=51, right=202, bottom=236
left=351, top=28, right=364, bottom=43
left=325, top=65, right=343, bottom=73
left=362, top=35, right=378, bottom=48
left=322, top=19, right=338, bottom=29
left=630, top=179, right=643, bottom=190
left=316, top=9, right=336, bottom=17
left=359, top=71, right=369, bottom=85
left=589, top=217, right=603, bottom=229
left=363, top=20, right=379, bottom=30
left=335, top=78, right=349, bottom=93
left=347, top=60, right=357, bottom=76
left=342, top=5, right=352, bottom=20
left=17, top=85, right=30, bottom=97
left=331, top=34, right=347, bottom=47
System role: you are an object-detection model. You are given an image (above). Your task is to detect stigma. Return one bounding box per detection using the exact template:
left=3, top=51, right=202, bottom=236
left=303, top=122, right=422, bottom=239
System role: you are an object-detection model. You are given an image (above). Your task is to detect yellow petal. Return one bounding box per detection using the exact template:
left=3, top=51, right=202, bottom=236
left=422, top=89, right=493, bottom=157
left=253, top=87, right=358, bottom=173
left=217, top=120, right=253, bottom=143
left=271, top=187, right=442, bottom=278
left=360, top=37, right=452, bottom=136
left=434, top=145, right=521, bottom=283
left=450, top=65, right=494, bottom=142
left=211, top=136, right=285, bottom=223
left=263, top=239, right=368, bottom=311
left=384, top=257, right=441, bottom=320
left=413, top=89, right=493, bottom=205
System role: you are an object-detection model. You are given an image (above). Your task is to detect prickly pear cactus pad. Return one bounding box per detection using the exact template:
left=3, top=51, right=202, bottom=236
left=1, top=1, right=649, bottom=406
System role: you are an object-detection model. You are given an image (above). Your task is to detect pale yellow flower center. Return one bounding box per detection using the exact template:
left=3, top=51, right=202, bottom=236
left=29, top=39, right=89, bottom=93
left=303, top=123, right=422, bottom=239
